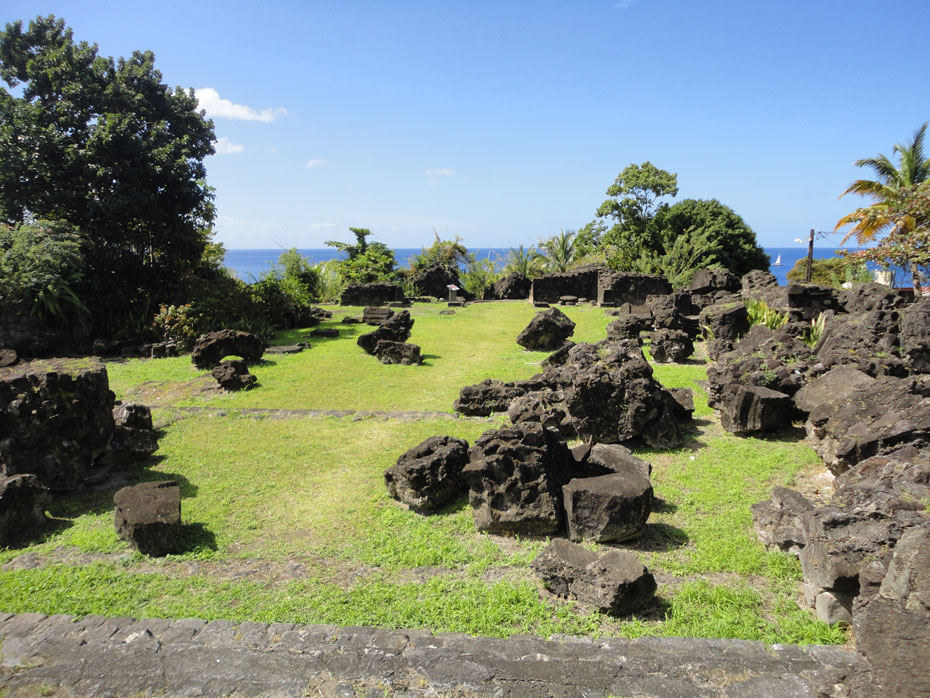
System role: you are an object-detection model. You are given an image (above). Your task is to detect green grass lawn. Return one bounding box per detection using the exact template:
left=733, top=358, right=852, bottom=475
left=0, top=301, right=845, bottom=645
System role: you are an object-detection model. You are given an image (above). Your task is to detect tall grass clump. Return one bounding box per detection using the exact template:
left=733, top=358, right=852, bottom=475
left=746, top=298, right=788, bottom=330
left=314, top=260, right=347, bottom=303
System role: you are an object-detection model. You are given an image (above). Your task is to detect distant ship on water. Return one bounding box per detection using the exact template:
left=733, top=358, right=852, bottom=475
left=773, top=254, right=782, bottom=266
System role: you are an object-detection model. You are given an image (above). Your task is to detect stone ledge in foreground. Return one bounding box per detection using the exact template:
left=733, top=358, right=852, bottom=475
left=0, top=613, right=863, bottom=697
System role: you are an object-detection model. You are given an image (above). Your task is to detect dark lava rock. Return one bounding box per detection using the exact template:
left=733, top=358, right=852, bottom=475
left=340, top=281, right=405, bottom=307
left=341, top=316, right=362, bottom=324
left=792, top=366, right=875, bottom=416
left=648, top=329, right=694, bottom=363
left=265, top=344, right=304, bottom=355
left=706, top=324, right=813, bottom=407
left=586, top=443, right=652, bottom=480
left=362, top=306, right=395, bottom=326
left=531, top=538, right=657, bottom=615
left=563, top=472, right=653, bottom=543
left=385, top=436, right=470, bottom=512
left=0, top=358, right=114, bottom=491
left=516, top=307, right=576, bottom=351
left=453, top=378, right=531, bottom=416
left=484, top=272, right=531, bottom=300
left=899, top=295, right=930, bottom=373
left=751, top=486, right=815, bottom=555
left=782, top=283, right=844, bottom=322
left=191, top=329, right=264, bottom=370
left=0, top=348, right=19, bottom=368
left=462, top=422, right=575, bottom=535
left=411, top=263, right=464, bottom=299
left=606, top=313, right=650, bottom=340
left=740, top=269, right=778, bottom=295
left=438, top=309, right=455, bottom=316
left=149, top=342, right=179, bottom=358
left=358, top=310, right=414, bottom=354
left=211, top=359, right=257, bottom=391
left=838, top=282, right=912, bottom=314
left=374, top=340, right=422, bottom=365
left=113, top=480, right=182, bottom=556
left=813, top=309, right=905, bottom=377
left=507, top=389, right=574, bottom=438
left=799, top=501, right=924, bottom=619
left=540, top=341, right=576, bottom=369
left=719, top=383, right=793, bottom=435
left=852, top=524, right=930, bottom=697
left=597, top=271, right=671, bottom=307
left=103, top=403, right=158, bottom=463
left=531, top=266, right=604, bottom=305
left=805, top=375, right=930, bottom=474
left=698, top=300, right=749, bottom=342
left=0, top=474, right=50, bottom=546
left=690, top=268, right=740, bottom=295
left=648, top=292, right=699, bottom=335
left=556, top=340, right=689, bottom=448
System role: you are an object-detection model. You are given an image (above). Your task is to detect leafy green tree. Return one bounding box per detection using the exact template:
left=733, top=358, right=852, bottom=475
left=461, top=258, right=500, bottom=298
left=535, top=229, right=579, bottom=273
left=502, top=244, right=542, bottom=278
left=410, top=231, right=471, bottom=270
left=652, top=199, right=768, bottom=277
left=836, top=123, right=930, bottom=295
left=590, top=162, right=678, bottom=266
left=787, top=255, right=871, bottom=287
left=0, top=16, right=217, bottom=330
left=325, top=227, right=397, bottom=284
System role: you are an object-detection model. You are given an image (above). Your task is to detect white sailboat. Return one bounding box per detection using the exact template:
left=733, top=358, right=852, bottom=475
left=773, top=254, right=782, bottom=266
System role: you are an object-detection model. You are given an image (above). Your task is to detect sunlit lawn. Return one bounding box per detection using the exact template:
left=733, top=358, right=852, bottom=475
left=0, top=301, right=844, bottom=644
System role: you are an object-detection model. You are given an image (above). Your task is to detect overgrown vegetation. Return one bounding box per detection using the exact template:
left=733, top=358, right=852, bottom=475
left=0, top=219, right=87, bottom=319
left=0, top=16, right=216, bottom=335
left=786, top=255, right=872, bottom=287
left=3, top=304, right=844, bottom=646
left=746, top=298, right=788, bottom=330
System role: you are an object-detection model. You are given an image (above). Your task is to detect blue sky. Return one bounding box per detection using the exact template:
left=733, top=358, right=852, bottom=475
left=4, top=1, right=930, bottom=250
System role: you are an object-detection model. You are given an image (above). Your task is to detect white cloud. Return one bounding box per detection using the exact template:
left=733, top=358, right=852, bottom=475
left=195, top=87, right=289, bottom=122
left=425, top=168, right=454, bottom=177
left=214, top=137, right=244, bottom=155
left=306, top=159, right=327, bottom=168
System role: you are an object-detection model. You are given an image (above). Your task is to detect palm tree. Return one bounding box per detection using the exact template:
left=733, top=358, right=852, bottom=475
left=536, top=229, right=578, bottom=273
left=836, top=122, right=930, bottom=295
left=503, top=244, right=539, bottom=278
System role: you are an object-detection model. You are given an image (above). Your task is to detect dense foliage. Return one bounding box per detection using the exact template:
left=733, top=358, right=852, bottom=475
left=0, top=16, right=217, bottom=332
left=786, top=256, right=871, bottom=287
left=579, top=163, right=766, bottom=284
left=325, top=227, right=397, bottom=284
left=0, top=219, right=86, bottom=319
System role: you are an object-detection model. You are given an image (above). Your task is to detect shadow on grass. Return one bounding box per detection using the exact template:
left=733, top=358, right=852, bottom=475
left=625, top=522, right=690, bottom=553
left=652, top=496, right=678, bottom=514
left=178, top=522, right=218, bottom=553
left=623, top=593, right=673, bottom=623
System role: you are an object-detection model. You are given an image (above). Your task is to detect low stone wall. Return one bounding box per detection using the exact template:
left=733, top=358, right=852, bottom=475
left=0, top=307, right=89, bottom=356
left=0, top=612, right=863, bottom=697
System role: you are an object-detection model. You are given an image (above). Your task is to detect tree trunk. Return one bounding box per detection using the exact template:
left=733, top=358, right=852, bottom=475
left=912, top=261, right=923, bottom=298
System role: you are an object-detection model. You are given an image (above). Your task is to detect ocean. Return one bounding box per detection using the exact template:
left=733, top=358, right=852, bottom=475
left=220, top=246, right=894, bottom=288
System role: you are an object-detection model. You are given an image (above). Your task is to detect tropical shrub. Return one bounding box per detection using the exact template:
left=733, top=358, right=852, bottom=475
left=461, top=258, right=500, bottom=298
left=0, top=219, right=87, bottom=319
left=151, top=303, right=197, bottom=351
left=746, top=299, right=788, bottom=330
